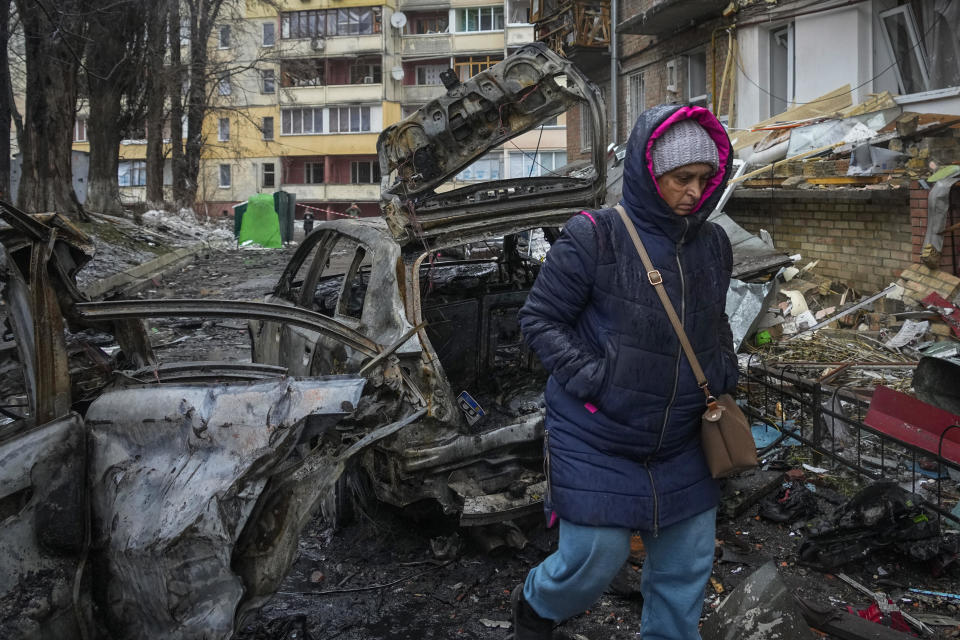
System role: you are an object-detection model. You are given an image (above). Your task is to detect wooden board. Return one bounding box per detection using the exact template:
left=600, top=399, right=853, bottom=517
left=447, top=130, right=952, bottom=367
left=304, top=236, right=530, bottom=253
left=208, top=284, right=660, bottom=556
left=805, top=176, right=886, bottom=185
left=732, top=85, right=853, bottom=152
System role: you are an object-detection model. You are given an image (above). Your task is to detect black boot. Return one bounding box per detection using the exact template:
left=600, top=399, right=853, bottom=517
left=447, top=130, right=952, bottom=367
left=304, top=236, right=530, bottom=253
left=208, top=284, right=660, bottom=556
left=511, top=584, right=554, bottom=640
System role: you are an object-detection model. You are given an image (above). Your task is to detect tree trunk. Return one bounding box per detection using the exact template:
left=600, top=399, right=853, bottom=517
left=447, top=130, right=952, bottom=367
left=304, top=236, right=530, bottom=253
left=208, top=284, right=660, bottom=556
left=85, top=83, right=124, bottom=215
left=168, top=0, right=187, bottom=208
left=145, top=2, right=168, bottom=206
left=0, top=0, right=11, bottom=202
left=13, top=0, right=87, bottom=219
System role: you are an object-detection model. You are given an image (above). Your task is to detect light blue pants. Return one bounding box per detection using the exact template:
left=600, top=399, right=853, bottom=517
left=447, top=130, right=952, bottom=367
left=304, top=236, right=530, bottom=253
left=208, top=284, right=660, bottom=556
left=523, top=506, right=717, bottom=639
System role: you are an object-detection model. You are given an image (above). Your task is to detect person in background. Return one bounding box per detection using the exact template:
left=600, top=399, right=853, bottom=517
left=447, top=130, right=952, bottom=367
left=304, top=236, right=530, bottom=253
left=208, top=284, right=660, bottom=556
left=344, top=202, right=361, bottom=218
left=303, top=212, right=314, bottom=236
left=511, top=105, right=739, bottom=640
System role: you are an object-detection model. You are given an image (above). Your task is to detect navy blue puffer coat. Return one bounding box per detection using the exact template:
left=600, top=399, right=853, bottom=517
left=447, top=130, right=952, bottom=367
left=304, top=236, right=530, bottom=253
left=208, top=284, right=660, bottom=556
left=518, top=105, right=739, bottom=533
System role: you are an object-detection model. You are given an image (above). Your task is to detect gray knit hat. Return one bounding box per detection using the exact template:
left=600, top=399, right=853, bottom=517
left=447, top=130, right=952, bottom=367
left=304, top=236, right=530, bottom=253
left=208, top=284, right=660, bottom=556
left=650, top=119, right=719, bottom=177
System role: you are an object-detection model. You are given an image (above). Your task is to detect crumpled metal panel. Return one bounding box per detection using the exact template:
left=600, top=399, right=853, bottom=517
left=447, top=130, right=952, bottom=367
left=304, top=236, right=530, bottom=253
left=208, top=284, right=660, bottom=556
left=378, top=42, right=607, bottom=246
left=86, top=377, right=364, bottom=640
left=0, top=414, right=87, bottom=640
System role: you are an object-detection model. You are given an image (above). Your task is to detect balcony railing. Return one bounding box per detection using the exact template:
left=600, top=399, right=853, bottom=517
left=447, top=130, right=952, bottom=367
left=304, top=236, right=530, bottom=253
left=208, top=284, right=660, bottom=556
left=401, top=33, right=452, bottom=56
left=532, top=0, right=609, bottom=56
left=276, top=34, right=383, bottom=58
left=401, top=84, right=446, bottom=104
left=278, top=84, right=383, bottom=105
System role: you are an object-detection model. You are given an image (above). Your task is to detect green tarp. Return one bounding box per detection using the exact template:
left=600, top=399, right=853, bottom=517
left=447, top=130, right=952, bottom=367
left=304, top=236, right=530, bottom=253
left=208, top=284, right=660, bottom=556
left=237, top=193, right=282, bottom=248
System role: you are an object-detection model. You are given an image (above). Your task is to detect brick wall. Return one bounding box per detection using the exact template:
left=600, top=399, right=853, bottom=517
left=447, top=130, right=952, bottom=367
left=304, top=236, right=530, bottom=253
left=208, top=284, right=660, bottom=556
left=726, top=192, right=914, bottom=293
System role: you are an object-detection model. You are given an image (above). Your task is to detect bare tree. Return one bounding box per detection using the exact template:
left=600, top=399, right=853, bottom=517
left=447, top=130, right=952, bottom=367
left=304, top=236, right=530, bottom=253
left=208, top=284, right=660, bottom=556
left=13, top=0, right=89, bottom=218
left=0, top=0, right=12, bottom=201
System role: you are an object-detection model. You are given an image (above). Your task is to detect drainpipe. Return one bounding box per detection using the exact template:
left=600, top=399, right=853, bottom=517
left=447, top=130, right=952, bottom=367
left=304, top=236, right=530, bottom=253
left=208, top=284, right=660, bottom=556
left=610, top=0, right=618, bottom=145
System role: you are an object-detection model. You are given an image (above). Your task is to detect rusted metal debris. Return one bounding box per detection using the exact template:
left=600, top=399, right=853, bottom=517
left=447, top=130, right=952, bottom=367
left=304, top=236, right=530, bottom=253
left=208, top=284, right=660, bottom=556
left=0, top=45, right=613, bottom=639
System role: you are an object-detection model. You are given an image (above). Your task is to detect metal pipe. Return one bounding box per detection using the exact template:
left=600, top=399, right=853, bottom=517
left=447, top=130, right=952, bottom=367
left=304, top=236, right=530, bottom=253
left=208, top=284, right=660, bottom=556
left=610, top=0, right=618, bottom=145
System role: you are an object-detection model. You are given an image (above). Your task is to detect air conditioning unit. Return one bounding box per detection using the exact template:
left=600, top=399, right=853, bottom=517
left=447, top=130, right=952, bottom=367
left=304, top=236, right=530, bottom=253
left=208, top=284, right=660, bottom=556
left=310, top=37, right=325, bottom=51
left=362, top=76, right=374, bottom=84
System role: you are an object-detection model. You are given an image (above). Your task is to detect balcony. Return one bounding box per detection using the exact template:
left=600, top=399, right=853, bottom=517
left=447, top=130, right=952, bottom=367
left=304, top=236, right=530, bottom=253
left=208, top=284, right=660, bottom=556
left=532, top=0, right=609, bottom=74
left=279, top=84, right=383, bottom=105
left=451, top=32, right=505, bottom=53
left=279, top=184, right=380, bottom=201
left=401, top=33, right=452, bottom=57
left=401, top=84, right=446, bottom=104
left=617, top=0, right=729, bottom=36
left=506, top=24, right=535, bottom=46
left=276, top=34, right=383, bottom=59
left=398, top=0, right=451, bottom=9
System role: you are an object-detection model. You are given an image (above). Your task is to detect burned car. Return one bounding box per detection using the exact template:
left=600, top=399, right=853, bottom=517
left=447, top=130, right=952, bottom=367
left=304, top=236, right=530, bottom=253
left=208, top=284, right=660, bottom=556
left=250, top=42, right=607, bottom=528
left=0, top=43, right=605, bottom=640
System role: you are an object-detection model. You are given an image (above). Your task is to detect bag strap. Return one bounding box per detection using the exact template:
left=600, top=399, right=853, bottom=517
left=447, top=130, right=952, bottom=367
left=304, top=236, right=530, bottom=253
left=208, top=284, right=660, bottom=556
left=614, top=204, right=717, bottom=408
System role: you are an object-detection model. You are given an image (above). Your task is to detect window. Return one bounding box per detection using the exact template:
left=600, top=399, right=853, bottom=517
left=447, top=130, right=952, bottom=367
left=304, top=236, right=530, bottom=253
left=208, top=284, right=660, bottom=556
left=454, top=55, right=502, bottom=81
left=509, top=150, right=566, bottom=177
left=416, top=64, right=446, bottom=85
left=263, top=162, right=276, bottom=188
left=218, top=75, right=231, bottom=96
left=768, top=24, right=794, bottom=116
left=541, top=115, right=559, bottom=127
left=219, top=164, right=231, bottom=188
left=280, top=7, right=382, bottom=39
left=117, top=160, right=146, bottom=187
left=329, top=106, right=371, bottom=133
left=282, top=59, right=325, bottom=87
left=218, top=24, right=231, bottom=49
left=628, top=71, right=645, bottom=124
left=304, top=162, right=324, bottom=184
left=281, top=107, right=324, bottom=135
left=350, top=59, right=382, bottom=84
left=74, top=118, right=87, bottom=142
left=218, top=117, right=230, bottom=141
left=262, top=22, right=275, bottom=47
left=261, top=69, right=276, bottom=94
left=508, top=0, right=531, bottom=24
left=455, top=7, right=504, bottom=33
left=262, top=116, right=274, bottom=140
left=687, top=51, right=707, bottom=107
left=878, top=5, right=930, bottom=95
left=456, top=153, right=502, bottom=180
left=665, top=59, right=677, bottom=93
left=350, top=160, right=381, bottom=184
left=408, top=12, right=448, bottom=34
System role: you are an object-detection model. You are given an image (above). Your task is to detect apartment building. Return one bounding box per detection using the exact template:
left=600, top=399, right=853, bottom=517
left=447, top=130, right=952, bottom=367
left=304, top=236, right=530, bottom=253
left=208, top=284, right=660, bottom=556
left=67, top=0, right=564, bottom=220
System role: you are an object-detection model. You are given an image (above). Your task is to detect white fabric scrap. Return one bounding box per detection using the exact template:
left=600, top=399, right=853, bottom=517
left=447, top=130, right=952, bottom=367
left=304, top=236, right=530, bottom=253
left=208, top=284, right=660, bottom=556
left=884, top=319, right=929, bottom=348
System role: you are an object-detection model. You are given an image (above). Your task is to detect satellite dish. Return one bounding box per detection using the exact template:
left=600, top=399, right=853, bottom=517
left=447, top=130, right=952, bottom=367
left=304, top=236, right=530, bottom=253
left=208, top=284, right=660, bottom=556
left=391, top=66, right=405, bottom=81
left=390, top=11, right=407, bottom=29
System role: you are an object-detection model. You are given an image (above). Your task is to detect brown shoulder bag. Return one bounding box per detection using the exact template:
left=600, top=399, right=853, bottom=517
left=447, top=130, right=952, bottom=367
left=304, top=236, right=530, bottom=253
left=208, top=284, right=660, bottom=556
left=615, top=205, right=757, bottom=478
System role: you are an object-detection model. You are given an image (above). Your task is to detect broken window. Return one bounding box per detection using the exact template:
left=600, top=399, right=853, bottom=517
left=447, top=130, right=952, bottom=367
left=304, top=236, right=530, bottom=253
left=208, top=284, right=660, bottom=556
left=628, top=71, right=645, bottom=125
left=415, top=63, right=447, bottom=85
left=281, top=107, right=324, bottom=135
left=769, top=24, right=794, bottom=116
left=407, top=12, right=448, bottom=34
left=262, top=162, right=275, bottom=188
left=455, top=6, right=504, bottom=32
left=456, top=153, right=502, bottom=181
left=312, top=237, right=373, bottom=319
left=508, top=0, right=531, bottom=25
left=329, top=106, right=372, bottom=133
left=280, top=7, right=381, bottom=38
left=875, top=0, right=960, bottom=96
left=282, top=59, right=326, bottom=87
left=262, top=21, right=275, bottom=47
left=687, top=50, right=707, bottom=107
left=219, top=164, right=231, bottom=188
left=304, top=162, right=324, bottom=184
left=349, top=58, right=382, bottom=84
left=117, top=160, right=146, bottom=186
left=261, top=69, right=276, bottom=94
left=508, top=150, right=566, bottom=178
left=453, top=55, right=502, bottom=81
